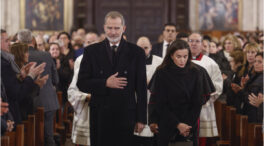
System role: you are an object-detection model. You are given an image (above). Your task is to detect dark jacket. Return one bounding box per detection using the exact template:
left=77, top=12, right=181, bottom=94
left=225, top=65, right=254, bottom=114
left=1, top=55, right=38, bottom=124
left=77, top=38, right=147, bottom=146
left=210, top=50, right=233, bottom=78
left=225, top=66, right=242, bottom=107
left=149, top=63, right=205, bottom=146
left=240, top=72, right=263, bottom=123
left=1, top=78, right=14, bottom=135
left=28, top=47, right=59, bottom=112
left=151, top=42, right=163, bottom=57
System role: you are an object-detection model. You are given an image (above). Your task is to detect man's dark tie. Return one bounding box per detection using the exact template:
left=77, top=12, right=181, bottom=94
left=164, top=44, right=169, bottom=57
left=111, top=45, right=117, bottom=64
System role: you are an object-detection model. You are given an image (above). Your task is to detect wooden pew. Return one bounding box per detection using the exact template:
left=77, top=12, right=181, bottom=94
left=26, top=115, right=35, bottom=146
left=4, top=131, right=15, bottom=146
left=216, top=101, right=230, bottom=146
left=3, top=124, right=24, bottom=146
left=255, top=124, right=263, bottom=146
left=63, top=101, right=73, bottom=138
left=15, top=124, right=24, bottom=146
left=55, top=91, right=66, bottom=145
left=216, top=105, right=236, bottom=146
left=56, top=91, right=63, bottom=127
left=214, top=100, right=224, bottom=139
left=35, top=107, right=44, bottom=146
left=247, top=123, right=263, bottom=146
left=235, top=114, right=248, bottom=146
left=226, top=106, right=236, bottom=145
left=218, top=101, right=228, bottom=140
left=1, top=136, right=10, bottom=146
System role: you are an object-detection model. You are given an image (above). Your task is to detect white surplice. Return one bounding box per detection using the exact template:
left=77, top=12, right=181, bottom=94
left=192, top=54, right=223, bottom=137
left=68, top=55, right=90, bottom=145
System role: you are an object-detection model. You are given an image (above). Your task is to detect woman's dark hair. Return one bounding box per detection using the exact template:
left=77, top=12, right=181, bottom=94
left=57, top=31, right=73, bottom=50
left=230, top=49, right=244, bottom=76
left=230, top=49, right=244, bottom=65
left=57, top=31, right=71, bottom=40
left=10, top=43, right=29, bottom=69
left=157, top=40, right=192, bottom=70
left=255, top=52, right=264, bottom=59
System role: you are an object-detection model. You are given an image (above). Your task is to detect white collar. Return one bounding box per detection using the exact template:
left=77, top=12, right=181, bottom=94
left=224, top=50, right=231, bottom=61
left=163, top=40, right=170, bottom=46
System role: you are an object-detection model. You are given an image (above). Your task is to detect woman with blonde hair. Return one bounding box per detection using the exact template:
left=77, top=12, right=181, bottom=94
left=238, top=43, right=260, bottom=78
left=213, top=34, right=241, bottom=78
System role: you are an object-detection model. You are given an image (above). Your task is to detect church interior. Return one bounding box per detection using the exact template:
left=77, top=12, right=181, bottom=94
left=0, top=0, right=263, bottom=146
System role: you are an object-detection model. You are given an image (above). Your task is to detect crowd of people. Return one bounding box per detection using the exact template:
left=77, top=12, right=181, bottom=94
left=1, top=11, right=263, bottom=146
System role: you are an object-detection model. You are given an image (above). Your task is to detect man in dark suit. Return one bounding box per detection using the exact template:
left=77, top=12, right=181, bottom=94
left=1, top=29, right=45, bottom=126
left=151, top=23, right=177, bottom=58
left=77, top=11, right=147, bottom=146
left=18, top=29, right=59, bottom=146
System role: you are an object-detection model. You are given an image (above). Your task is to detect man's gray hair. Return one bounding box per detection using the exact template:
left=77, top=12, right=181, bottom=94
left=104, top=11, right=125, bottom=26
left=17, top=29, right=32, bottom=44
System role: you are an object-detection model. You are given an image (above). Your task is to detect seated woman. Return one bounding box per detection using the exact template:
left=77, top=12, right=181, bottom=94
left=148, top=40, right=212, bottom=146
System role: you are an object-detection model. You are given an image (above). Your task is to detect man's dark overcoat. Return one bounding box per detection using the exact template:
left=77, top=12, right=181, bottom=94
left=77, top=38, right=147, bottom=146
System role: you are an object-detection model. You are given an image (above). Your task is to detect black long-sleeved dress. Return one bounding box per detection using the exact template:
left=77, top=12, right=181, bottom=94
left=149, top=63, right=208, bottom=146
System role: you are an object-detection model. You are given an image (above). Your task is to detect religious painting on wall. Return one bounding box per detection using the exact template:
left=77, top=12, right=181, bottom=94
left=198, top=0, right=241, bottom=30
left=21, top=0, right=64, bottom=30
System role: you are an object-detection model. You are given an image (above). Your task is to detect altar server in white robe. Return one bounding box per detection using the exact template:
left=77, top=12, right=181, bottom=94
left=188, top=33, right=223, bottom=145
left=134, top=36, right=162, bottom=146
left=68, top=54, right=91, bottom=146
left=67, top=32, right=99, bottom=146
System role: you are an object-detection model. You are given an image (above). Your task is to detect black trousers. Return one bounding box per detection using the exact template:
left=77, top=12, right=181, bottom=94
left=44, top=110, right=56, bottom=146
left=133, top=135, right=155, bottom=146
left=90, top=106, right=136, bottom=146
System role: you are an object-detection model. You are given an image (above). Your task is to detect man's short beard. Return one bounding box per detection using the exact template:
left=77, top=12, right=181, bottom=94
left=106, top=35, right=122, bottom=43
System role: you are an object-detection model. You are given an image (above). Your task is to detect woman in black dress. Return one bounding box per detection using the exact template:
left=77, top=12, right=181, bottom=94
left=57, top=32, right=75, bottom=104
left=149, top=40, right=208, bottom=146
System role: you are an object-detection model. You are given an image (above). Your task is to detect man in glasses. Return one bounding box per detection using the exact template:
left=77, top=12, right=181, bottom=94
left=151, top=23, right=177, bottom=59
left=189, top=32, right=223, bottom=146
